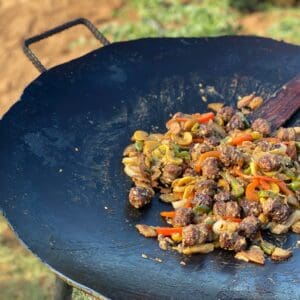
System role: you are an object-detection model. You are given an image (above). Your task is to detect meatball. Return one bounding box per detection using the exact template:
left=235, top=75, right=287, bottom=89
left=183, top=167, right=198, bottom=177
left=217, top=106, right=235, bottom=123
left=255, top=141, right=272, bottom=152
left=238, top=216, right=260, bottom=239
left=192, top=193, right=214, bottom=208
left=190, top=143, right=213, bottom=161
left=226, top=113, right=246, bottom=131
left=160, top=164, right=183, bottom=185
left=219, top=232, right=247, bottom=252
left=173, top=207, right=193, bottom=227
left=240, top=199, right=262, bottom=217
left=251, top=118, right=271, bottom=136
left=202, top=157, right=220, bottom=179
left=226, top=201, right=241, bottom=218
left=214, top=191, right=233, bottom=202
left=194, top=179, right=218, bottom=196
left=262, top=197, right=291, bottom=223
left=213, top=201, right=240, bottom=217
left=196, top=124, right=213, bottom=137
left=182, top=224, right=209, bottom=246
left=277, top=127, right=296, bottom=141
left=204, top=136, right=220, bottom=147
left=129, top=186, right=153, bottom=208
left=219, top=145, right=244, bottom=167
left=258, top=154, right=281, bottom=172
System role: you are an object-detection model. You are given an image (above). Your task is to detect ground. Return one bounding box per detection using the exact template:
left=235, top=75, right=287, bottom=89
left=1, top=0, right=300, bottom=299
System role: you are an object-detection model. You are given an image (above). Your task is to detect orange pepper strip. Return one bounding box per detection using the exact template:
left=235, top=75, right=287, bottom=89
left=230, top=133, right=253, bottom=146
left=160, top=211, right=176, bottom=218
left=259, top=179, right=271, bottom=190
left=277, top=181, right=294, bottom=196
left=196, top=112, right=215, bottom=123
left=253, top=175, right=281, bottom=183
left=223, top=216, right=242, bottom=223
left=156, top=227, right=182, bottom=236
left=175, top=117, right=189, bottom=122
left=184, top=194, right=194, bottom=208
left=246, top=179, right=260, bottom=201
left=194, top=150, right=221, bottom=173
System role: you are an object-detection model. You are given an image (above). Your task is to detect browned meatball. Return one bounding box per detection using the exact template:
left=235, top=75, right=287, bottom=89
left=173, top=207, right=193, bottom=227
left=194, top=179, right=218, bottom=197
left=251, top=118, right=271, bottom=136
left=219, top=145, right=244, bottom=167
left=255, top=141, right=272, bottom=152
left=183, top=167, right=198, bottom=177
left=214, top=191, right=233, bottom=202
left=213, top=201, right=227, bottom=216
left=160, top=164, right=182, bottom=185
left=213, top=201, right=240, bottom=217
left=238, top=216, right=260, bottom=239
left=262, top=197, right=291, bottom=223
left=218, top=106, right=235, bottom=123
left=219, top=232, right=247, bottom=252
left=240, top=198, right=262, bottom=217
left=129, top=186, right=153, bottom=208
left=204, top=136, right=220, bottom=147
left=226, top=201, right=241, bottom=218
left=192, top=193, right=214, bottom=208
left=202, top=157, right=220, bottom=179
left=226, top=113, right=246, bottom=131
left=182, top=224, right=209, bottom=246
left=257, top=154, right=281, bottom=172
left=190, top=143, right=213, bottom=161
left=277, top=127, right=296, bottom=141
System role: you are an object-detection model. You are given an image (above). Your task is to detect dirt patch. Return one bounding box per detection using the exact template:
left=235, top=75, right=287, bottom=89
left=0, top=0, right=123, bottom=117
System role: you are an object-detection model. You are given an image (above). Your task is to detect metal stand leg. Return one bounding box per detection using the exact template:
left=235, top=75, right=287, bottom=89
left=54, top=276, right=73, bottom=300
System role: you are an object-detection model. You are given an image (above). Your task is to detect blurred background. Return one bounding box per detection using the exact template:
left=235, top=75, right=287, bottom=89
left=0, top=0, right=300, bottom=299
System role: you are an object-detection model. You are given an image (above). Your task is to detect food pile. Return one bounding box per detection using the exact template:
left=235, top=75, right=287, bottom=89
left=122, top=94, right=300, bottom=264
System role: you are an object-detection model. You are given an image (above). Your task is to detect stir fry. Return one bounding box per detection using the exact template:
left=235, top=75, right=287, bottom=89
left=122, top=94, right=300, bottom=264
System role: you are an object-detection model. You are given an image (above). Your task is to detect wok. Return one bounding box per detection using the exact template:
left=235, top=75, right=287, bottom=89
left=0, top=18, right=300, bottom=299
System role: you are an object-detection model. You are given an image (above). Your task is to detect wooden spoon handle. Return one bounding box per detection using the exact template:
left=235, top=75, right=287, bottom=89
left=249, top=74, right=300, bottom=130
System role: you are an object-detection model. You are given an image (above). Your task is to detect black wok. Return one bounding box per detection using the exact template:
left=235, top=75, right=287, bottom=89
left=0, top=18, right=300, bottom=300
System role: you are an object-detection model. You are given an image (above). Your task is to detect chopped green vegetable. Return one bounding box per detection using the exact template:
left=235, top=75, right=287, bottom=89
left=289, top=181, right=300, bottom=191
left=135, top=140, right=144, bottom=152
left=258, top=190, right=278, bottom=198
left=173, top=144, right=190, bottom=160
left=260, top=240, right=276, bottom=255
left=193, top=205, right=211, bottom=215
left=222, top=172, right=244, bottom=198
left=243, top=166, right=251, bottom=175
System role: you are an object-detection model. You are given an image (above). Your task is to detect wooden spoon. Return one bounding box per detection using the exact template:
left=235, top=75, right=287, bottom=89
left=249, top=74, right=300, bottom=130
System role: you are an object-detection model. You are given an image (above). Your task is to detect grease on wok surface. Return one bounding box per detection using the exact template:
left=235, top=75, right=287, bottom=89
left=122, top=94, right=300, bottom=264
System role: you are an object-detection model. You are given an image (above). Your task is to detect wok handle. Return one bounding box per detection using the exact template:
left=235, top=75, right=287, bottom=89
left=22, top=18, right=110, bottom=73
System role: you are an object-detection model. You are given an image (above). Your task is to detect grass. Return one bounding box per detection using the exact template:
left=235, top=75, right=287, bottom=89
left=2, top=1, right=300, bottom=299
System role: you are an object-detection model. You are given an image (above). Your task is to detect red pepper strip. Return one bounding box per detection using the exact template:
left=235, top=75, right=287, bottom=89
left=196, top=112, right=215, bottom=123
left=156, top=227, right=182, bottom=236
left=277, top=181, right=294, bottom=196
left=223, top=216, right=242, bottom=223
left=230, top=133, right=253, bottom=146
left=160, top=211, right=176, bottom=218
left=184, top=193, right=195, bottom=208
left=259, top=179, right=271, bottom=190
left=246, top=179, right=260, bottom=201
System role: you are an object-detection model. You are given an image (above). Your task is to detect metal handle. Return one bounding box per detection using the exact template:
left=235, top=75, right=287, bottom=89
left=22, top=18, right=110, bottom=73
